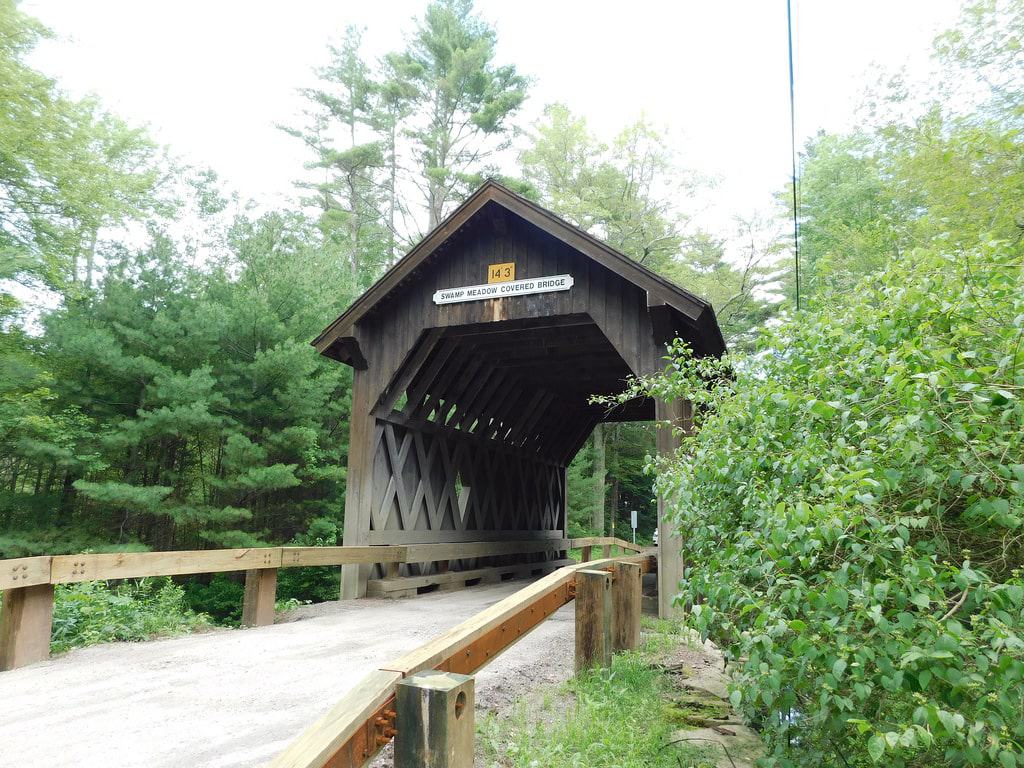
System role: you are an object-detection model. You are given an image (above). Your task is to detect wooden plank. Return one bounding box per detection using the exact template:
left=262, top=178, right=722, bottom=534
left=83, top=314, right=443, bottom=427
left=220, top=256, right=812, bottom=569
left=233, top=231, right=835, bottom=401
left=366, top=529, right=563, bottom=545
left=241, top=568, right=278, bottom=628
left=406, top=539, right=570, bottom=563
left=269, top=555, right=648, bottom=768
left=374, top=328, right=446, bottom=416
left=575, top=569, right=612, bottom=672
left=612, top=561, right=642, bottom=652
left=267, top=669, right=403, bottom=768
left=0, top=584, right=54, bottom=671
left=367, top=559, right=572, bottom=595
left=281, top=546, right=407, bottom=567
left=341, top=362, right=377, bottom=599
left=656, top=397, right=691, bottom=619
left=382, top=555, right=641, bottom=676
left=50, top=548, right=282, bottom=584
left=401, top=340, right=459, bottom=420
left=395, top=672, right=474, bottom=768
left=0, top=556, right=52, bottom=590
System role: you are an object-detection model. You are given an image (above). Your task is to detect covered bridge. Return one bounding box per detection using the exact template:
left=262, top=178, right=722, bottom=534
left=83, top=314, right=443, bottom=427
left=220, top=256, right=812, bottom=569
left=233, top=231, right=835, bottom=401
left=313, top=180, right=725, bottom=617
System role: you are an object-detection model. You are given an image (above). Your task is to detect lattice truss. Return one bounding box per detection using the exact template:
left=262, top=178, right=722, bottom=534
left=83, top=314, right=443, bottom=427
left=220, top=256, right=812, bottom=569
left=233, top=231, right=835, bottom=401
left=371, top=420, right=564, bottom=536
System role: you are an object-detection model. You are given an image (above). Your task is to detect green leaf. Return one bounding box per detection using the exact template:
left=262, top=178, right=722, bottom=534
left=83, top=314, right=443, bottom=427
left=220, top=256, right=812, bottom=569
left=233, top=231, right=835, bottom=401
left=832, top=659, right=848, bottom=680
left=867, top=735, right=886, bottom=762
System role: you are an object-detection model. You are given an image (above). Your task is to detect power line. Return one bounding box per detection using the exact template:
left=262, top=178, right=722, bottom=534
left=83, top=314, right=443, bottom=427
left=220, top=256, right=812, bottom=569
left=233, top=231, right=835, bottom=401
left=786, top=0, right=800, bottom=311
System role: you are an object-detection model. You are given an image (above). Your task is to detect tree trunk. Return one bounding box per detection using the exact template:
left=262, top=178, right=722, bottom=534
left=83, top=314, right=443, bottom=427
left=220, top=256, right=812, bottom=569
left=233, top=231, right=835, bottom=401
left=608, top=475, right=620, bottom=540
left=84, top=229, right=98, bottom=289
left=591, top=424, right=606, bottom=534
left=388, top=121, right=398, bottom=263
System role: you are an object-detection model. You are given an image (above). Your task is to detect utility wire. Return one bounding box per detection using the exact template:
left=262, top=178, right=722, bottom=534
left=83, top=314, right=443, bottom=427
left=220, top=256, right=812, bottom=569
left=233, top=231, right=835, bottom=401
left=786, top=0, right=800, bottom=311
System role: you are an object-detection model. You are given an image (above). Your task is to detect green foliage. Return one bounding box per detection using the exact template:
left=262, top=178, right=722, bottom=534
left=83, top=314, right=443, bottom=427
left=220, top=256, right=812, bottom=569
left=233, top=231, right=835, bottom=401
left=0, top=212, right=352, bottom=556
left=521, top=102, right=781, bottom=348
left=615, top=231, right=1024, bottom=766
left=0, top=0, right=164, bottom=297
left=49, top=577, right=209, bottom=653
left=401, top=0, right=529, bottom=228
left=182, top=574, right=245, bottom=626
left=479, top=650, right=715, bottom=768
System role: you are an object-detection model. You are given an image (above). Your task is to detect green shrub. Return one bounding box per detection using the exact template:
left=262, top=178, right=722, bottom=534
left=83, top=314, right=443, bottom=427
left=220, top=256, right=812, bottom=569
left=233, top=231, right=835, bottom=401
left=50, top=578, right=209, bottom=653
left=613, top=243, right=1024, bottom=766
left=182, top=574, right=245, bottom=625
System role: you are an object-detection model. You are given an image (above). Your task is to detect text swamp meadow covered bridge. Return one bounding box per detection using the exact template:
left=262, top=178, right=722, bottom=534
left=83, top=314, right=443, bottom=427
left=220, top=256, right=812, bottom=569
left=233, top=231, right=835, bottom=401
left=313, top=179, right=725, bottom=613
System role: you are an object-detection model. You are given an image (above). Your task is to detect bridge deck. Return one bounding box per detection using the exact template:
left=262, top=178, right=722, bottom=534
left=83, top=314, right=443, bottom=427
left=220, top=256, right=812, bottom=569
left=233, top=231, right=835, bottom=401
left=0, top=581, right=573, bottom=768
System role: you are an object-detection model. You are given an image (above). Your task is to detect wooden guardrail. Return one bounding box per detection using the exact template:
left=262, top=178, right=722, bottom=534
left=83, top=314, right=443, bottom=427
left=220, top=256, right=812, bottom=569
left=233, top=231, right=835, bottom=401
left=268, top=552, right=652, bottom=768
left=0, top=537, right=643, bottom=671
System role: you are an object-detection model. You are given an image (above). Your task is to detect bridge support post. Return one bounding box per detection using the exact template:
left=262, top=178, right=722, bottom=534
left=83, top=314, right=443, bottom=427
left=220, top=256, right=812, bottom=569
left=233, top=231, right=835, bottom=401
left=395, top=670, right=475, bottom=768
left=241, top=568, right=277, bottom=627
left=612, top=561, right=641, bottom=652
left=581, top=545, right=592, bottom=562
left=0, top=584, right=53, bottom=671
left=655, top=397, right=692, bottom=619
left=575, top=569, right=612, bottom=672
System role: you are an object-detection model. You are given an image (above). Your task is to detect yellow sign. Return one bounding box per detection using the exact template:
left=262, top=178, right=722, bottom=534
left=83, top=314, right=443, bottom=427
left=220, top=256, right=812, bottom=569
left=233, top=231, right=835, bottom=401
left=487, top=262, right=515, bottom=283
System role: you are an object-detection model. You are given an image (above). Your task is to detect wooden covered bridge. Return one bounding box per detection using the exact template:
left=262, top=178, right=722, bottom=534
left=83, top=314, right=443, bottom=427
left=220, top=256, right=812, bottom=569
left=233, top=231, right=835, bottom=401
left=313, top=179, right=725, bottom=615
left=0, top=180, right=727, bottom=768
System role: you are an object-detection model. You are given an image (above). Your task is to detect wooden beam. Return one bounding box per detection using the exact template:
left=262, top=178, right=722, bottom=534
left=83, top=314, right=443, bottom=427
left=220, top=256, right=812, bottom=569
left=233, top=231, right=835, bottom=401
left=400, top=340, right=459, bottom=420
left=271, top=554, right=651, bottom=768
left=575, top=569, right=612, bottom=672
left=367, top=559, right=572, bottom=596
left=612, top=561, right=641, bottom=652
left=366, top=529, right=564, bottom=545
left=281, top=546, right=407, bottom=567
left=267, top=669, right=404, bottom=768
left=241, top=568, right=278, bottom=628
left=406, top=539, right=570, bottom=563
left=656, top=397, right=692, bottom=619
left=0, top=583, right=54, bottom=671
left=0, top=556, right=52, bottom=590
left=395, top=672, right=474, bottom=768
left=50, top=548, right=282, bottom=584
left=375, top=328, right=446, bottom=416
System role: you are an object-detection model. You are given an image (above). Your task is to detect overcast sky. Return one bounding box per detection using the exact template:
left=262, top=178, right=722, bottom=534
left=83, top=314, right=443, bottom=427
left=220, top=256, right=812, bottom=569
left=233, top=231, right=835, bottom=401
left=23, top=0, right=963, bottom=237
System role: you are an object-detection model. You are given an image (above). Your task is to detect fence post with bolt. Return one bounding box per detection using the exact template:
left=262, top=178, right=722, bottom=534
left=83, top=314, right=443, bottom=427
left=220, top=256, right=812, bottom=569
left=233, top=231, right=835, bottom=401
left=394, top=670, right=475, bottom=768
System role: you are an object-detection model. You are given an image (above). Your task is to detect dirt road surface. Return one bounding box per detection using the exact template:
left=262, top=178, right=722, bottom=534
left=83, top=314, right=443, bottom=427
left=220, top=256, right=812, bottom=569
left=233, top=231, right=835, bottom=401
left=0, top=581, right=574, bottom=768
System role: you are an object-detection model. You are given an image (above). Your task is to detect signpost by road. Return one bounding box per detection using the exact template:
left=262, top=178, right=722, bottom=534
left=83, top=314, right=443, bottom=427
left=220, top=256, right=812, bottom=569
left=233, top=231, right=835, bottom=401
left=630, top=510, right=638, bottom=544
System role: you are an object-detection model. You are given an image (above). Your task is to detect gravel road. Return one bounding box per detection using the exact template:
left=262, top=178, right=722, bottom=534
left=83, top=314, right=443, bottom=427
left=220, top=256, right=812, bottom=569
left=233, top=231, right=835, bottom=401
left=0, top=581, right=574, bottom=768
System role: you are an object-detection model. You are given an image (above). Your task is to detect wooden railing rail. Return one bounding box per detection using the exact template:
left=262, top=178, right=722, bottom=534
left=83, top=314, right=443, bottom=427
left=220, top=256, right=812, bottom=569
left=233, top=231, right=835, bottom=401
left=268, top=553, right=653, bottom=768
left=0, top=537, right=643, bottom=671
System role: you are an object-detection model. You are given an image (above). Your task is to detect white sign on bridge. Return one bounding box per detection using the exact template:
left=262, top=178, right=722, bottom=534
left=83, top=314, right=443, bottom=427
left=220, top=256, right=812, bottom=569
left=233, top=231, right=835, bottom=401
left=433, top=274, right=573, bottom=305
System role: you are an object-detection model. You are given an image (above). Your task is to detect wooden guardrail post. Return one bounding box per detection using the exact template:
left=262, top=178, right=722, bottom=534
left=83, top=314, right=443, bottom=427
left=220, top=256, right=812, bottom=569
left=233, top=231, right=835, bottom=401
left=602, top=544, right=611, bottom=558
left=241, top=568, right=278, bottom=627
left=395, top=670, right=475, bottom=768
left=575, top=569, right=611, bottom=672
left=611, top=561, right=641, bottom=652
left=0, top=583, right=54, bottom=671
left=581, top=545, right=592, bottom=562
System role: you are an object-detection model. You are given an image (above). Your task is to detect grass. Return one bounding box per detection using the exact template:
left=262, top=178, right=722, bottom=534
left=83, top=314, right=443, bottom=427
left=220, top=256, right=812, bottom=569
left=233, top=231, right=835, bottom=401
left=478, top=624, right=719, bottom=768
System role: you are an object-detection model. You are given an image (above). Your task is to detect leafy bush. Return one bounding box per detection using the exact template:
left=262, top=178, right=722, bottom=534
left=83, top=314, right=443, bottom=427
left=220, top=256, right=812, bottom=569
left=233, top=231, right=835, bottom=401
left=50, top=578, right=209, bottom=653
left=615, top=243, right=1024, bottom=766
left=182, top=574, right=245, bottom=625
